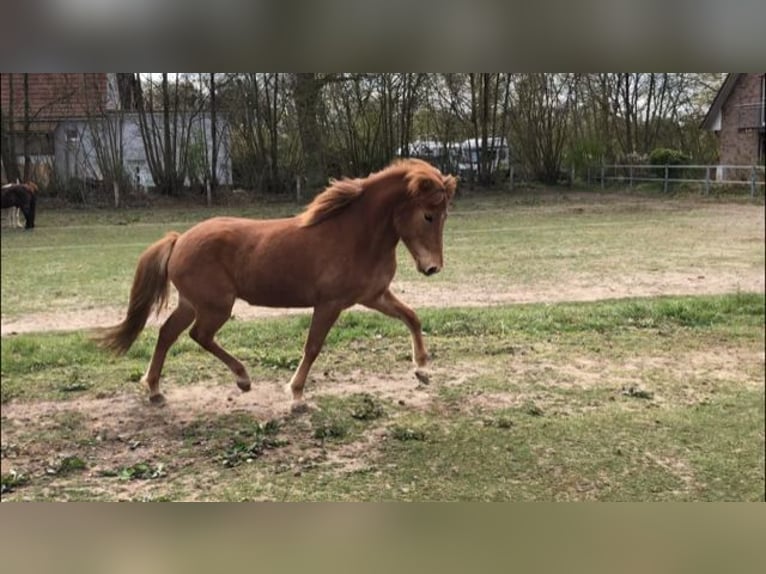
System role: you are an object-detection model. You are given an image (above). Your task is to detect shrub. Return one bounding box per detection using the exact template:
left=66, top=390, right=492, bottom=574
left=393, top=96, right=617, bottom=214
left=649, top=148, right=691, bottom=180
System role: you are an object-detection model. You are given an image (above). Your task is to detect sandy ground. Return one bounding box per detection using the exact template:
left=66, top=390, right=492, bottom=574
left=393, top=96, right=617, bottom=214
left=2, top=267, right=764, bottom=336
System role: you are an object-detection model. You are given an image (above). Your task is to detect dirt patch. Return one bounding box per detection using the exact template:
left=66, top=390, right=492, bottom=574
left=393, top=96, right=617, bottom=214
left=0, top=360, right=462, bottom=500
left=456, top=346, right=765, bottom=417
left=3, top=267, right=764, bottom=336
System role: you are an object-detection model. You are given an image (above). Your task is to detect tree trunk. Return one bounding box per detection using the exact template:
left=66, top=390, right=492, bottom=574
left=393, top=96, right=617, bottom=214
left=23, top=73, right=31, bottom=181
left=293, top=73, right=325, bottom=189
left=210, top=72, right=218, bottom=195
left=1, top=74, right=21, bottom=182
left=162, top=74, right=173, bottom=195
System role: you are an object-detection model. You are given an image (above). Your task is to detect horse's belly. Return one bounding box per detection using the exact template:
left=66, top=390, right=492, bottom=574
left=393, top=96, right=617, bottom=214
left=239, top=284, right=315, bottom=308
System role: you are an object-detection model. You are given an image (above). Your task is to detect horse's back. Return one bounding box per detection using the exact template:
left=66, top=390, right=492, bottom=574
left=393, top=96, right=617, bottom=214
left=168, top=215, right=318, bottom=307
left=1, top=185, right=29, bottom=209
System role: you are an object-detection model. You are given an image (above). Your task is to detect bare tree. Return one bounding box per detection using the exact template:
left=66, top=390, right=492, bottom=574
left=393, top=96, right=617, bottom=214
left=0, top=73, right=20, bottom=182
left=230, top=73, right=295, bottom=193
left=324, top=73, right=389, bottom=176
left=135, top=73, right=202, bottom=195
left=83, top=74, right=131, bottom=207
left=509, top=73, right=575, bottom=184
left=209, top=72, right=218, bottom=196
left=23, top=73, right=31, bottom=181
left=292, top=73, right=330, bottom=188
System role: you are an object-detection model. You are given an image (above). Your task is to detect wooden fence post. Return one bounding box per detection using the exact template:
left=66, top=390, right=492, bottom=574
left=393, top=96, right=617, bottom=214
left=704, top=166, right=710, bottom=195
left=629, top=165, right=633, bottom=188
left=664, top=165, right=669, bottom=193
left=600, top=162, right=605, bottom=190
left=751, top=166, right=757, bottom=198
left=296, top=175, right=302, bottom=203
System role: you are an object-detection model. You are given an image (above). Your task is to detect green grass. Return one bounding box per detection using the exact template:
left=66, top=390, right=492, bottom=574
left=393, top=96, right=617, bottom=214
left=2, top=190, right=764, bottom=318
left=1, top=294, right=763, bottom=501
left=2, top=191, right=763, bottom=500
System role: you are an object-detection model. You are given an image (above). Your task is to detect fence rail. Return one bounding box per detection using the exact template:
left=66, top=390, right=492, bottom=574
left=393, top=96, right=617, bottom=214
left=587, top=164, right=765, bottom=197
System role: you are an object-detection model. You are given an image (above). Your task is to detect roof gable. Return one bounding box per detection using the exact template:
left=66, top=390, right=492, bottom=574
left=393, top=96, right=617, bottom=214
left=701, top=73, right=742, bottom=130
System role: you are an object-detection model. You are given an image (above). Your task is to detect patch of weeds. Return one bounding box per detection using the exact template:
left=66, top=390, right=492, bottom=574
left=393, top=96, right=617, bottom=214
left=99, top=462, right=167, bottom=481
left=47, top=455, right=87, bottom=476
left=219, top=420, right=288, bottom=468
left=263, top=419, right=281, bottom=436
left=621, top=386, right=654, bottom=400
left=1, top=470, right=30, bottom=494
left=60, top=382, right=91, bottom=393
left=350, top=393, right=386, bottom=421
left=58, top=368, right=91, bottom=393
left=313, top=420, right=349, bottom=440
left=390, top=425, right=427, bottom=441
left=526, top=404, right=544, bottom=417
left=182, top=414, right=282, bottom=447
left=310, top=396, right=375, bottom=442
left=1, top=442, right=21, bottom=459
left=257, top=353, right=299, bottom=370
left=483, top=416, right=514, bottom=429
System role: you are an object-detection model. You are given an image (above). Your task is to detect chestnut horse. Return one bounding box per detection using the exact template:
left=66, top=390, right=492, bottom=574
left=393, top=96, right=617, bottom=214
left=97, top=159, right=457, bottom=411
left=1, top=181, right=37, bottom=229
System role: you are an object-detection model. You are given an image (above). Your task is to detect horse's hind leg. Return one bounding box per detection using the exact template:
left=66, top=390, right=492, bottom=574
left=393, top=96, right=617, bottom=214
left=142, top=299, right=195, bottom=404
left=8, top=207, right=19, bottom=228
left=189, top=304, right=252, bottom=392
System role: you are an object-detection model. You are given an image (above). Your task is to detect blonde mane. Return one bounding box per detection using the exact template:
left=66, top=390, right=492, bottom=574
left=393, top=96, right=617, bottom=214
left=299, top=159, right=455, bottom=227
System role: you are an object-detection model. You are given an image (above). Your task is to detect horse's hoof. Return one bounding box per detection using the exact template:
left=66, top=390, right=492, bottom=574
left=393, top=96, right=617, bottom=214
left=149, top=393, right=166, bottom=406
left=236, top=378, right=252, bottom=392
left=290, top=400, right=312, bottom=415
left=414, top=368, right=431, bottom=385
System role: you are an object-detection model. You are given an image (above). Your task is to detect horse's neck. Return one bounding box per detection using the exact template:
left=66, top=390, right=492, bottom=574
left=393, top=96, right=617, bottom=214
left=338, top=177, right=405, bottom=252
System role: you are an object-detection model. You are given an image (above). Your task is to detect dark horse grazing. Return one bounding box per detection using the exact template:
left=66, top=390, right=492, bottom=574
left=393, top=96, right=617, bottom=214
left=1, top=182, right=37, bottom=229
left=97, top=159, right=457, bottom=411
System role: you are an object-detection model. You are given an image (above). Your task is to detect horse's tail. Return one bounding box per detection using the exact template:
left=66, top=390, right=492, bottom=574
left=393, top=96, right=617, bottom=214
left=94, top=232, right=180, bottom=354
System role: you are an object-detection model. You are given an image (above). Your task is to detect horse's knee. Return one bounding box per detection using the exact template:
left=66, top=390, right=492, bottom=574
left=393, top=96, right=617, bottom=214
left=188, top=326, right=207, bottom=346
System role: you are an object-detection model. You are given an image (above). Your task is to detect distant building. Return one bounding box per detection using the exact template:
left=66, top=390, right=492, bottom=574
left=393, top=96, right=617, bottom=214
left=701, top=73, right=765, bottom=179
left=1, top=73, right=231, bottom=189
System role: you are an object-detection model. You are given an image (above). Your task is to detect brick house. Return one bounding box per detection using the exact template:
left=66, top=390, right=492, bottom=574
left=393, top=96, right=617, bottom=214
left=1, top=73, right=230, bottom=190
left=701, top=73, right=765, bottom=179
left=0, top=73, right=113, bottom=183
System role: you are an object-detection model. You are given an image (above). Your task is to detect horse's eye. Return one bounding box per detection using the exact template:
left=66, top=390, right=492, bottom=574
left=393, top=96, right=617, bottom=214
left=424, top=213, right=433, bottom=223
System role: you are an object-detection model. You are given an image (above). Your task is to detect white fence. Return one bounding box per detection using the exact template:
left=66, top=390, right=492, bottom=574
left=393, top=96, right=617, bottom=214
left=587, top=164, right=765, bottom=197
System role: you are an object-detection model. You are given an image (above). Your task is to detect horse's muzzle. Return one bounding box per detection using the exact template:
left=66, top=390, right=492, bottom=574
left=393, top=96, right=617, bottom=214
left=422, top=265, right=441, bottom=276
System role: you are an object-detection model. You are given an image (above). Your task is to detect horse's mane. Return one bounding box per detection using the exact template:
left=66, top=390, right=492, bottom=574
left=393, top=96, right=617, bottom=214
left=298, top=177, right=365, bottom=227
left=298, top=159, right=455, bottom=227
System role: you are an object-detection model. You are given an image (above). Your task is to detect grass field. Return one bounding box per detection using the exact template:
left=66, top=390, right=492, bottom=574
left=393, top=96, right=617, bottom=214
left=1, top=189, right=764, bottom=501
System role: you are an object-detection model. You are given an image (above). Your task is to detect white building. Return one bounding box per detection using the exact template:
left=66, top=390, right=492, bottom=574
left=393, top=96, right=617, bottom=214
left=53, top=113, right=232, bottom=189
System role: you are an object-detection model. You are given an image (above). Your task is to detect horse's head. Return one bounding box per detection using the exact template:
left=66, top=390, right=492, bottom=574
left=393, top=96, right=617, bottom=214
left=394, top=161, right=457, bottom=276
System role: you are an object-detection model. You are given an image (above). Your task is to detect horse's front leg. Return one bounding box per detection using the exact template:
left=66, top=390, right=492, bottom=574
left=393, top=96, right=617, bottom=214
left=363, top=288, right=428, bottom=368
left=289, top=304, right=342, bottom=413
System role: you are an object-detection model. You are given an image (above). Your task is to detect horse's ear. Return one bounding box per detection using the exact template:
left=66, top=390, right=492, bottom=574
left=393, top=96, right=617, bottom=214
left=419, top=177, right=436, bottom=193
left=443, top=175, right=457, bottom=199
left=407, top=172, right=437, bottom=197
